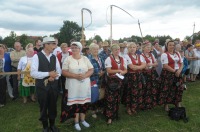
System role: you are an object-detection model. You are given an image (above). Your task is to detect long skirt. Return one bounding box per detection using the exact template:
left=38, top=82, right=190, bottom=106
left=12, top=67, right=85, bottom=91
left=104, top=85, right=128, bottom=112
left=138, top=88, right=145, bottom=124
left=104, top=77, right=121, bottom=120
left=157, top=70, right=184, bottom=105
left=0, top=77, right=6, bottom=105
left=143, top=69, right=159, bottom=109
left=125, top=72, right=144, bottom=110
left=121, top=74, right=128, bottom=104
left=60, top=89, right=89, bottom=123
left=19, top=79, right=35, bottom=97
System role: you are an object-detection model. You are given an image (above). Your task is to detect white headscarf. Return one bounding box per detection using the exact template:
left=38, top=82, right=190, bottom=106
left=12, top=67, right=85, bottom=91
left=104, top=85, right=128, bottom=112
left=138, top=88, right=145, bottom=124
left=71, top=42, right=82, bottom=53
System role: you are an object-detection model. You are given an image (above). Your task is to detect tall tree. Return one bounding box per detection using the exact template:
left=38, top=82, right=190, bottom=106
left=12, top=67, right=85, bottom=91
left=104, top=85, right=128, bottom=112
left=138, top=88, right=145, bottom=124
left=2, top=31, right=17, bottom=48
left=58, top=20, right=82, bottom=45
left=155, top=35, right=172, bottom=46
left=0, top=36, right=2, bottom=43
left=18, top=34, right=34, bottom=48
left=94, top=35, right=102, bottom=43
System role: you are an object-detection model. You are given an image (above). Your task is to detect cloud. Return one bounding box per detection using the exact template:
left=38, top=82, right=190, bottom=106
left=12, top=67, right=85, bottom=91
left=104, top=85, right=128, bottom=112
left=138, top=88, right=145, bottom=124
left=0, top=0, right=199, bottom=40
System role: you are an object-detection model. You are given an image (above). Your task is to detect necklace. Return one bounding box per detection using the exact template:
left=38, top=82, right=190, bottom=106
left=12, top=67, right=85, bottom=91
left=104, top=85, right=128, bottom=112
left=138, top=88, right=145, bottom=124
left=112, top=54, right=121, bottom=64
left=132, top=54, right=137, bottom=60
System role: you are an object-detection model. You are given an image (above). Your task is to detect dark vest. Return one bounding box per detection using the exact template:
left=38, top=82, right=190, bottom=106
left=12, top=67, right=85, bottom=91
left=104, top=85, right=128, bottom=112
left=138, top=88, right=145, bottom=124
left=35, top=52, right=58, bottom=91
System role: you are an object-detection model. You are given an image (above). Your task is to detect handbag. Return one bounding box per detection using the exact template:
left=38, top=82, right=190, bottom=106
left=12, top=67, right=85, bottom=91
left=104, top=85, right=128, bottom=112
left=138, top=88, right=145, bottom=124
left=168, top=107, right=188, bottom=123
left=99, top=87, right=105, bottom=100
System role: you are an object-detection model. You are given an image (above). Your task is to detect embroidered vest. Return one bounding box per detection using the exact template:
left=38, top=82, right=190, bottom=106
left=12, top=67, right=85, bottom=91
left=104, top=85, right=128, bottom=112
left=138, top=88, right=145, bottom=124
left=166, top=52, right=181, bottom=69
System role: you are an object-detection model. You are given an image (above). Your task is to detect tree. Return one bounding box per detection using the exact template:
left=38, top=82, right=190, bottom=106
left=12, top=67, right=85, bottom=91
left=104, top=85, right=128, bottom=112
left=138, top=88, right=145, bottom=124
left=155, top=35, right=172, bottom=46
left=130, top=35, right=143, bottom=42
left=94, top=35, right=102, bottom=43
left=190, top=31, right=200, bottom=44
left=144, top=35, right=154, bottom=42
left=2, top=31, right=17, bottom=48
left=57, top=20, right=82, bottom=45
left=18, top=34, right=34, bottom=48
left=86, top=37, right=93, bottom=46
left=0, top=36, right=2, bottom=43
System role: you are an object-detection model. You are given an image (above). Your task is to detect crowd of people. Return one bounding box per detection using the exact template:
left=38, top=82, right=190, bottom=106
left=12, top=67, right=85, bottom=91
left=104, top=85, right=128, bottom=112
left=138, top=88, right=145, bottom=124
left=0, top=37, right=200, bottom=132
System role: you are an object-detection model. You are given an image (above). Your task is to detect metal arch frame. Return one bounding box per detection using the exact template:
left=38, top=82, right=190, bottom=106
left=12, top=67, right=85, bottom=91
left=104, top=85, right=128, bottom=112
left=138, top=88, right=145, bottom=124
left=109, top=5, right=144, bottom=45
left=81, top=8, right=92, bottom=44
left=81, top=8, right=92, bottom=29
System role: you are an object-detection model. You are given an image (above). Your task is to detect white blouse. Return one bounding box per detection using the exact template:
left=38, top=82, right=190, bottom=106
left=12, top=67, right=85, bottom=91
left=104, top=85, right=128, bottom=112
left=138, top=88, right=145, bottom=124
left=125, top=54, right=146, bottom=65
left=18, top=56, right=33, bottom=78
left=142, top=53, right=157, bottom=64
left=105, top=56, right=127, bottom=69
left=62, top=55, right=93, bottom=105
left=161, top=52, right=183, bottom=70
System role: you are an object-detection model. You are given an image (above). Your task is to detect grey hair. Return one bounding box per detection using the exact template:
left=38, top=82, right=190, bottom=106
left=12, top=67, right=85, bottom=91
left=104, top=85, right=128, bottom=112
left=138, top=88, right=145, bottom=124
left=89, top=43, right=99, bottom=50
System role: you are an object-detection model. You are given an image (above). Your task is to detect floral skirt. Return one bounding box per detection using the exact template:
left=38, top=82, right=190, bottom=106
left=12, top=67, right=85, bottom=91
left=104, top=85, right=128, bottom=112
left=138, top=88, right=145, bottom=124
left=104, top=77, right=121, bottom=120
left=143, top=69, right=159, bottom=109
left=157, top=70, right=184, bottom=105
left=125, top=72, right=144, bottom=110
left=60, top=89, right=89, bottom=123
left=20, top=79, right=35, bottom=97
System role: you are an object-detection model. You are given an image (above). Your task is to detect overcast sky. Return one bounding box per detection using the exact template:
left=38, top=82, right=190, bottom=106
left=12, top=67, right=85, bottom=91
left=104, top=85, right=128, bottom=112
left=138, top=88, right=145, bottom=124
left=0, top=0, right=200, bottom=41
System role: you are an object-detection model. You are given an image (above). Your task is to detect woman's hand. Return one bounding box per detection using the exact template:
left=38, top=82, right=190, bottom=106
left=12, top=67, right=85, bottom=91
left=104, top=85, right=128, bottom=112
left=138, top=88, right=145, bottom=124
left=175, top=69, right=181, bottom=77
left=77, top=74, right=85, bottom=81
left=132, top=65, right=138, bottom=70
left=99, top=71, right=105, bottom=77
left=147, top=63, right=153, bottom=67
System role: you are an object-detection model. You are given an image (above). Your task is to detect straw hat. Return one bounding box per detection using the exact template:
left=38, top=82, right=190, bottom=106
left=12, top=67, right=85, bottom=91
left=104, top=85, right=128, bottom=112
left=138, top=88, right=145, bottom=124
left=41, top=37, right=56, bottom=45
left=119, top=43, right=126, bottom=48
left=102, top=41, right=109, bottom=47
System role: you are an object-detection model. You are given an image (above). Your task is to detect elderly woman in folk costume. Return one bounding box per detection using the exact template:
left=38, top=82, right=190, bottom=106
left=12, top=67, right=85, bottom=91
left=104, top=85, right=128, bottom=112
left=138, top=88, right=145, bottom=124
left=104, top=44, right=127, bottom=125
left=17, top=45, right=35, bottom=103
left=158, top=40, right=184, bottom=111
left=88, top=43, right=105, bottom=118
left=141, top=42, right=159, bottom=110
left=124, top=42, right=146, bottom=115
left=60, top=42, right=94, bottom=131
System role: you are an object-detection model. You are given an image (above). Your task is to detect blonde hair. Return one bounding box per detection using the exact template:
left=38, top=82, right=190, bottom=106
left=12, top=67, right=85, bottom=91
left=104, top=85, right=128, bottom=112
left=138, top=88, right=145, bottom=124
left=89, top=43, right=99, bottom=50
left=110, top=44, right=120, bottom=51
left=142, top=43, right=152, bottom=51
left=0, top=44, right=5, bottom=49
left=127, top=42, right=136, bottom=48
left=25, top=43, right=33, bottom=50
left=127, top=42, right=137, bottom=53
left=60, top=43, right=68, bottom=48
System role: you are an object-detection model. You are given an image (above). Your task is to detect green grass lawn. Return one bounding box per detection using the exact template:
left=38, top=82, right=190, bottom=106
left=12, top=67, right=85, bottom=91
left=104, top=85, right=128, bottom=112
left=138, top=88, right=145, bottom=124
left=0, top=81, right=200, bottom=132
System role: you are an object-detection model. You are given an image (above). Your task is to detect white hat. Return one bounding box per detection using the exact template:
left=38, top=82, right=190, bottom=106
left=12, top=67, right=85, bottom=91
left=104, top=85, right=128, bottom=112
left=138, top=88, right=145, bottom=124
left=42, top=37, right=56, bottom=45
left=71, top=42, right=82, bottom=50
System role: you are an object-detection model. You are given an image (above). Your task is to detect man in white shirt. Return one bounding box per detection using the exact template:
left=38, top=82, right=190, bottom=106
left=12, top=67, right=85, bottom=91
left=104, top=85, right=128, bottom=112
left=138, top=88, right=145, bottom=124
left=31, top=37, right=61, bottom=132
left=52, top=37, right=62, bottom=56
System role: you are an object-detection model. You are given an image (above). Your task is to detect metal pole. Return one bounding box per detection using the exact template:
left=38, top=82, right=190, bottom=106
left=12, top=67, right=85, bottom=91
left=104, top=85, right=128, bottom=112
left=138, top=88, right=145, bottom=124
left=81, top=9, right=84, bottom=42
left=193, top=22, right=195, bottom=35
left=110, top=5, right=113, bottom=45
left=138, top=19, right=144, bottom=42
left=191, top=22, right=195, bottom=42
